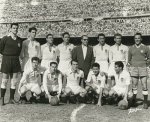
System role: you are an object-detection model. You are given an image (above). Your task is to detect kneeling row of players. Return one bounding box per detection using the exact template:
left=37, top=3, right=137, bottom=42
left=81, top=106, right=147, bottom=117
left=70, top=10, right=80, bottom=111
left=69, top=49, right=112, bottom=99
left=16, top=57, right=132, bottom=110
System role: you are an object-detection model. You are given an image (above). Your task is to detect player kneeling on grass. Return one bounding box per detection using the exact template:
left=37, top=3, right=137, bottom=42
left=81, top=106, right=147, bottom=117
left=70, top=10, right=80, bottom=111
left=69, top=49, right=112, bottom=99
left=85, top=63, right=109, bottom=106
left=109, top=61, right=132, bottom=109
left=18, top=57, right=42, bottom=104
left=62, top=60, right=87, bottom=103
left=42, top=61, right=62, bottom=105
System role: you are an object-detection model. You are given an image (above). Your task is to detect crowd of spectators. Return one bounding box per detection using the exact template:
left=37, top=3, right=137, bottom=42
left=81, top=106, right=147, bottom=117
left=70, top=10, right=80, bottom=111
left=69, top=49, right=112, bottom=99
left=0, top=0, right=150, bottom=23
left=0, top=0, right=150, bottom=37
left=0, top=17, right=150, bottom=38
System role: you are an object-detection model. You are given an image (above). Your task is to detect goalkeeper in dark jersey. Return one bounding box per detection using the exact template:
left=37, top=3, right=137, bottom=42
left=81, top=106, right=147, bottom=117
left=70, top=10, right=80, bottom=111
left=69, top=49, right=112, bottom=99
left=0, top=23, right=23, bottom=106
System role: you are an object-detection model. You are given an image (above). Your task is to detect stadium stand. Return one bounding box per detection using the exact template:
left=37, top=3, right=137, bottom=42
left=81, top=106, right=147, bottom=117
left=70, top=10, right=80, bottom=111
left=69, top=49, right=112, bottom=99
left=0, top=0, right=150, bottom=37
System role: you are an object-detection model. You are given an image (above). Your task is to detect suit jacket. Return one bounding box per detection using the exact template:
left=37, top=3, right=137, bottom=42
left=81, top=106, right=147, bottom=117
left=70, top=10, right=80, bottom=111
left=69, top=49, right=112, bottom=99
left=72, top=45, right=95, bottom=79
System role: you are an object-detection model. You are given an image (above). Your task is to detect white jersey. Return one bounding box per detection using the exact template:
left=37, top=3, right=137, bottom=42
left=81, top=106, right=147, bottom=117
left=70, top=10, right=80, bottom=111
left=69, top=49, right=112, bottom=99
left=41, top=43, right=57, bottom=69
left=86, top=70, right=106, bottom=88
left=20, top=68, right=42, bottom=85
left=43, top=69, right=62, bottom=94
left=57, top=43, right=74, bottom=73
left=21, top=39, right=41, bottom=71
left=94, top=43, right=110, bottom=62
left=93, top=44, right=110, bottom=73
left=57, top=43, right=74, bottom=61
left=112, top=70, right=130, bottom=88
left=65, top=69, right=84, bottom=87
left=109, top=44, right=128, bottom=64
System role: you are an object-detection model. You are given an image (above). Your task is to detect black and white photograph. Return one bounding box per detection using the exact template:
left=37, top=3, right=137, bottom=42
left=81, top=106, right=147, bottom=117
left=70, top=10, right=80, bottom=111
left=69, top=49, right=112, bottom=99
left=0, top=0, right=150, bottom=122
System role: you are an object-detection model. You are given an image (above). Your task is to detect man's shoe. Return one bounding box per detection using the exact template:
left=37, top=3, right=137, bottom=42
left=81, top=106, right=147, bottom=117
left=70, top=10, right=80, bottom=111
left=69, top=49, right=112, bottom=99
left=29, top=97, right=37, bottom=104
left=18, top=97, right=28, bottom=104
left=0, top=97, right=5, bottom=106
left=9, top=99, right=18, bottom=104
left=143, top=102, right=148, bottom=109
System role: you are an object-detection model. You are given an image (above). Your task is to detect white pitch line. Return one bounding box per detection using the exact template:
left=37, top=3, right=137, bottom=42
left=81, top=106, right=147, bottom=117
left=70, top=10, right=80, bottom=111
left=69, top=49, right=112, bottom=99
left=70, top=104, right=86, bottom=122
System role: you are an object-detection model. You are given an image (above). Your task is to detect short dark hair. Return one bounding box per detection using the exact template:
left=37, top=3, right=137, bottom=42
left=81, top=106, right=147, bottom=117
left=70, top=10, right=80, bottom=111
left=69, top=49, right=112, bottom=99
left=46, top=34, right=53, bottom=39
left=29, top=27, right=37, bottom=32
left=97, top=33, right=105, bottom=38
left=62, top=32, right=70, bottom=37
left=134, top=32, right=142, bottom=37
left=115, top=61, right=124, bottom=69
left=10, top=23, right=19, bottom=28
left=92, top=63, right=100, bottom=69
left=31, top=57, right=40, bottom=63
left=50, top=61, right=58, bottom=66
left=71, top=60, right=78, bottom=65
left=114, top=33, right=122, bottom=38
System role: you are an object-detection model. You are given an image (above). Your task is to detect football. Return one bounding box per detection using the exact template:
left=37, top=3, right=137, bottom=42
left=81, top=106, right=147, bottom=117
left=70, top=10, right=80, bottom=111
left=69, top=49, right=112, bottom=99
left=118, top=100, right=128, bottom=110
left=49, top=96, right=59, bottom=106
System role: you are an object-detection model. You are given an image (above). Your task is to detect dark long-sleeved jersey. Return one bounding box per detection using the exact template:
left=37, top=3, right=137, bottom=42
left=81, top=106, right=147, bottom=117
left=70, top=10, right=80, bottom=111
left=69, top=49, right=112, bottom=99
left=0, top=36, right=23, bottom=56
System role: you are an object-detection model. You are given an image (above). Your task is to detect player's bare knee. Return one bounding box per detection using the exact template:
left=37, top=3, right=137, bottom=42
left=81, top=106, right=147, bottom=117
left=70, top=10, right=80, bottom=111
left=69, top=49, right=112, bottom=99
left=80, top=90, right=87, bottom=97
left=2, top=73, right=9, bottom=79
left=11, top=78, right=18, bottom=89
left=31, top=86, right=41, bottom=95
left=1, top=79, right=8, bottom=89
left=20, top=86, right=27, bottom=95
left=35, top=89, right=42, bottom=96
left=109, top=90, right=114, bottom=96
left=85, top=86, right=93, bottom=93
left=127, top=91, right=133, bottom=99
left=65, top=87, right=72, bottom=94
left=103, top=89, right=109, bottom=96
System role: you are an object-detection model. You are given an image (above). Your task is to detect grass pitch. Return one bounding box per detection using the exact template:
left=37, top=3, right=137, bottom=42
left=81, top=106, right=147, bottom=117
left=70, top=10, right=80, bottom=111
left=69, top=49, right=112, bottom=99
left=0, top=73, right=150, bottom=122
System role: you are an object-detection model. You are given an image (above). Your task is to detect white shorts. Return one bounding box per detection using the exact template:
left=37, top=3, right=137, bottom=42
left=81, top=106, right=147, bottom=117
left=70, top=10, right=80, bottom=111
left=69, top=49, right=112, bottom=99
left=112, top=86, right=126, bottom=96
left=22, top=83, right=41, bottom=95
left=96, top=61, right=108, bottom=73
left=58, top=60, right=71, bottom=74
left=91, top=84, right=102, bottom=94
left=41, top=85, right=59, bottom=93
left=67, top=85, right=86, bottom=95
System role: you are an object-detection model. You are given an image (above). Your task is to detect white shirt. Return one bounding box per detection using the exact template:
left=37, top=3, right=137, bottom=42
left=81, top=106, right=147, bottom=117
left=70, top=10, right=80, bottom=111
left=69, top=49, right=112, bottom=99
left=86, top=70, right=106, bottom=88
left=43, top=69, right=62, bottom=94
left=93, top=43, right=110, bottom=61
left=65, top=69, right=84, bottom=87
left=21, top=39, right=41, bottom=59
left=20, top=67, right=42, bottom=84
left=112, top=70, right=131, bottom=88
left=57, top=43, right=74, bottom=61
left=82, top=45, right=87, bottom=59
left=41, top=43, right=57, bottom=61
left=109, top=44, right=128, bottom=64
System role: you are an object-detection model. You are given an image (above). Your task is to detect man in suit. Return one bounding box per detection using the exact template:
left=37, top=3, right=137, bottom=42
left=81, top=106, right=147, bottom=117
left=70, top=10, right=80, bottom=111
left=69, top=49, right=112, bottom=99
left=72, top=34, right=95, bottom=87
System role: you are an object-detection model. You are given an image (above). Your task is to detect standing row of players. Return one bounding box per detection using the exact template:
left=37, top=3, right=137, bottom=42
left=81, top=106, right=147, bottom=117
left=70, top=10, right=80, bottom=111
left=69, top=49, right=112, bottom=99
left=0, top=23, right=150, bottom=109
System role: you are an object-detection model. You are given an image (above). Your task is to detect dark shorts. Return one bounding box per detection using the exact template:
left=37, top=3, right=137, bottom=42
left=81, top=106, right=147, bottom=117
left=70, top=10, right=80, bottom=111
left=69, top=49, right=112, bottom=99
left=130, top=66, right=147, bottom=77
left=1, top=55, right=21, bottom=73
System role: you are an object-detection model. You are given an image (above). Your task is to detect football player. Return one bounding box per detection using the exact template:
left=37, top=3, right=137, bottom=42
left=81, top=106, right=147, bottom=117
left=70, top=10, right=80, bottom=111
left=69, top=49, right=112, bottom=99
left=41, top=34, right=58, bottom=70
left=128, top=33, right=150, bottom=109
left=63, top=60, right=87, bottom=103
left=109, top=61, right=131, bottom=105
left=20, top=27, right=41, bottom=72
left=18, top=57, right=42, bottom=103
left=57, top=32, right=74, bottom=74
left=108, top=33, right=128, bottom=77
left=93, top=33, right=110, bottom=74
left=42, top=62, right=62, bottom=103
left=85, top=63, right=109, bottom=106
